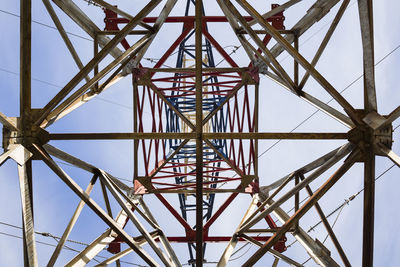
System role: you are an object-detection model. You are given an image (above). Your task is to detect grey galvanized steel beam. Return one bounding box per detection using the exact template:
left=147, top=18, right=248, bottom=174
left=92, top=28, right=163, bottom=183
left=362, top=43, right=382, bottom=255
left=65, top=229, right=115, bottom=267
left=238, top=143, right=353, bottom=233
left=247, top=0, right=302, bottom=27
left=268, top=202, right=340, bottom=267
left=18, top=160, right=38, bottom=267
left=269, top=0, right=340, bottom=58
left=43, top=144, right=130, bottom=192
left=244, top=149, right=359, bottom=266
left=358, top=0, right=377, bottom=112
left=217, top=195, right=259, bottom=267
left=99, top=172, right=175, bottom=266
left=377, top=144, right=400, bottom=168
left=299, top=172, right=351, bottom=267
left=235, top=0, right=362, bottom=125
left=195, top=0, right=204, bottom=264
left=35, top=0, right=162, bottom=126
left=0, top=112, right=18, bottom=131
left=33, top=144, right=160, bottom=266
left=298, top=0, right=351, bottom=91
left=363, top=143, right=375, bottom=267
left=89, top=0, right=153, bottom=31
left=221, top=0, right=296, bottom=90
left=42, top=0, right=90, bottom=83
left=41, top=33, right=151, bottom=127
left=20, top=0, right=31, bottom=126
left=47, top=174, right=98, bottom=267
left=51, top=0, right=123, bottom=58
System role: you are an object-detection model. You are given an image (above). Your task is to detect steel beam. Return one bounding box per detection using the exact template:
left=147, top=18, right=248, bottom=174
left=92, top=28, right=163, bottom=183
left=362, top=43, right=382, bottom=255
left=41, top=34, right=151, bottom=127
left=195, top=0, right=204, bottom=264
left=18, top=160, right=38, bottom=267
left=139, top=81, right=196, bottom=130
left=49, top=132, right=196, bottom=140
left=0, top=112, right=18, bottom=131
left=358, top=0, right=377, bottom=112
left=238, top=143, right=353, bottom=233
left=240, top=235, right=303, bottom=267
left=52, top=0, right=123, bottom=58
left=377, top=144, right=400, bottom=167
left=298, top=0, right=350, bottom=91
left=99, top=172, right=174, bottom=266
left=363, top=143, right=375, bottom=267
left=42, top=0, right=90, bottom=83
left=246, top=0, right=301, bottom=27
left=66, top=199, right=154, bottom=266
left=20, top=0, right=31, bottom=126
left=43, top=144, right=130, bottom=192
left=66, top=229, right=115, bottom=267
left=265, top=72, right=355, bottom=128
left=47, top=174, right=98, bottom=267
left=139, top=198, right=181, bottom=267
left=93, top=231, right=162, bottom=267
left=0, top=146, right=19, bottom=166
left=269, top=0, right=340, bottom=58
left=299, top=173, right=351, bottom=266
left=89, top=0, right=153, bottom=31
left=219, top=0, right=295, bottom=90
left=217, top=195, right=259, bottom=267
left=48, top=132, right=347, bottom=140
left=235, top=0, right=361, bottom=125
left=382, top=105, right=400, bottom=127
left=132, top=0, right=179, bottom=66
left=35, top=0, right=162, bottom=126
left=204, top=132, right=347, bottom=139
left=33, top=144, right=159, bottom=266
left=268, top=201, right=340, bottom=267
left=202, top=80, right=245, bottom=126
left=243, top=149, right=359, bottom=266
left=42, top=61, right=128, bottom=128
left=215, top=0, right=257, bottom=62
left=299, top=90, right=355, bottom=128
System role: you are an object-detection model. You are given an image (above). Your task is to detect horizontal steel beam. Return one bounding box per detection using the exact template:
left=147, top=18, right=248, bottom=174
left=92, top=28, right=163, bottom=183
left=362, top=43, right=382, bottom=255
left=50, top=132, right=196, bottom=140
left=204, top=132, right=347, bottom=139
left=49, top=132, right=348, bottom=140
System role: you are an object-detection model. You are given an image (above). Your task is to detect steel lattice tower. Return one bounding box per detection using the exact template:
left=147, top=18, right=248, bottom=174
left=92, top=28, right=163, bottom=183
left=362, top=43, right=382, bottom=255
left=1, top=0, right=399, bottom=266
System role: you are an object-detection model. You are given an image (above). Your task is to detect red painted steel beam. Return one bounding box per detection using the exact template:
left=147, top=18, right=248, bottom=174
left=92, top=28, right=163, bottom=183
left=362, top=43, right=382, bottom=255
left=165, top=236, right=282, bottom=243
left=106, top=15, right=284, bottom=24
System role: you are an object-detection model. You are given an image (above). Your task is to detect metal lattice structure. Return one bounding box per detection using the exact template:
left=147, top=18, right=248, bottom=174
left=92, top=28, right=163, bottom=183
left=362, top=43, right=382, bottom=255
left=1, top=0, right=399, bottom=266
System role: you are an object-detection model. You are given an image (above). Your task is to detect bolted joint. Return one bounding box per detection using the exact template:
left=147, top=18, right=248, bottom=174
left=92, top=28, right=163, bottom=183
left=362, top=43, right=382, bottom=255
left=2, top=119, right=49, bottom=151
left=348, top=123, right=393, bottom=157
left=374, top=124, right=393, bottom=156
left=2, top=127, right=19, bottom=151
left=348, top=125, right=371, bottom=151
left=131, top=67, right=150, bottom=84
left=122, top=60, right=140, bottom=76
left=252, top=58, right=269, bottom=75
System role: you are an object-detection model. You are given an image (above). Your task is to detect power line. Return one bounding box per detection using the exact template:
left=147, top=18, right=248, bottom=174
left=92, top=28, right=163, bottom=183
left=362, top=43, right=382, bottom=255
left=0, top=230, right=81, bottom=253
left=218, top=39, right=400, bottom=185
left=285, top=162, right=397, bottom=253
left=301, top=203, right=345, bottom=265
left=0, top=66, right=134, bottom=112
left=0, top=9, right=92, bottom=41
left=257, top=41, right=400, bottom=160
left=0, top=220, right=89, bottom=246
left=1, top=3, right=399, bottom=265
left=0, top=227, right=146, bottom=266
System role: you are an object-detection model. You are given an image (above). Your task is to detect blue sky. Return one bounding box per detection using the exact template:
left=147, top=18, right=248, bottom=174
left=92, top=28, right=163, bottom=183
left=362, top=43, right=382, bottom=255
left=0, top=0, right=400, bottom=266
